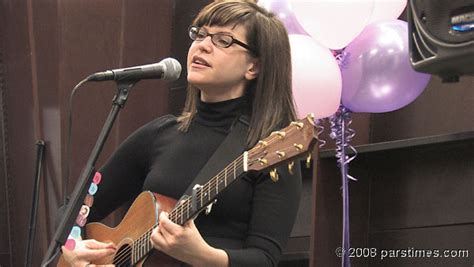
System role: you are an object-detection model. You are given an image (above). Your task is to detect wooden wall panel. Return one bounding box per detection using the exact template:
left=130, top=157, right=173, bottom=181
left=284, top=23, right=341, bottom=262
left=0, top=34, right=13, bottom=267
left=1, top=0, right=37, bottom=266
left=368, top=143, right=474, bottom=230
left=0, top=1, right=174, bottom=266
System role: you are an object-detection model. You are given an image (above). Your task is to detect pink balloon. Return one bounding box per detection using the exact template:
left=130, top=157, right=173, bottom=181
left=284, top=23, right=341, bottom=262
left=369, top=0, right=407, bottom=23
left=290, top=34, right=342, bottom=119
left=258, top=0, right=308, bottom=35
left=290, top=0, right=375, bottom=49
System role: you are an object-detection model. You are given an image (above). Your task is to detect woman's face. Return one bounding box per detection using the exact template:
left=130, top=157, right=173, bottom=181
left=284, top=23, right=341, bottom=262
left=187, top=24, right=259, bottom=102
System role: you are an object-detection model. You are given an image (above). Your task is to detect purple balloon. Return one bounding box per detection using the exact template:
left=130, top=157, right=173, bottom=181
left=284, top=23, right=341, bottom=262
left=258, top=0, right=308, bottom=35
left=341, top=20, right=431, bottom=113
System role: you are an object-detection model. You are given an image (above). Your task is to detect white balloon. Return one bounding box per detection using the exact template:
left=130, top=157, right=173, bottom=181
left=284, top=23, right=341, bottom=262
left=369, top=0, right=407, bottom=23
left=290, top=0, right=375, bottom=49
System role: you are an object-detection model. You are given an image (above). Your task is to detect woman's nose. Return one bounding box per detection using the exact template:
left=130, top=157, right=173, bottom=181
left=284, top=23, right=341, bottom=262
left=196, top=36, right=213, bottom=52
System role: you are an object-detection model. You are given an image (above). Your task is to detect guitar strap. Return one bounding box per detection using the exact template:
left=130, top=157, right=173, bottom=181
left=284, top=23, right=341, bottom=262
left=180, top=115, right=250, bottom=201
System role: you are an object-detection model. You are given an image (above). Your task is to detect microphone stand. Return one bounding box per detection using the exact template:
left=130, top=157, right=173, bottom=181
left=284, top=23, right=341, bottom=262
left=41, top=80, right=136, bottom=266
left=26, top=140, right=46, bottom=267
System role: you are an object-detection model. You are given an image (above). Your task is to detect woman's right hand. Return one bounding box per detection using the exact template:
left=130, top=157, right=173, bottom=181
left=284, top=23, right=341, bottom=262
left=61, top=239, right=116, bottom=267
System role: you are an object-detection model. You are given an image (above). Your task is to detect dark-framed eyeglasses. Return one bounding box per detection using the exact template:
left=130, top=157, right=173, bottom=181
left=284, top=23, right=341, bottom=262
left=188, top=26, right=256, bottom=55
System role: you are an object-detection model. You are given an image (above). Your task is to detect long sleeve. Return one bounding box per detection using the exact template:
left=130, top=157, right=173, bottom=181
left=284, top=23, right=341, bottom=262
left=89, top=115, right=176, bottom=222
left=223, top=165, right=302, bottom=267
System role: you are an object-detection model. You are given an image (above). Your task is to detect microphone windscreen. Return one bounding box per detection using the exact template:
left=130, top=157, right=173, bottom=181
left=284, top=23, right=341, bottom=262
left=162, top=58, right=182, bottom=81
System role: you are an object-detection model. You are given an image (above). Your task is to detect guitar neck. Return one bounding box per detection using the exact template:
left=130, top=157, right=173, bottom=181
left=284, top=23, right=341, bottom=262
left=169, top=154, right=246, bottom=225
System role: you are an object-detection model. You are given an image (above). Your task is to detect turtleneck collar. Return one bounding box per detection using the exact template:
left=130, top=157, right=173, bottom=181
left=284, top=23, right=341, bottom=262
left=194, top=96, right=248, bottom=129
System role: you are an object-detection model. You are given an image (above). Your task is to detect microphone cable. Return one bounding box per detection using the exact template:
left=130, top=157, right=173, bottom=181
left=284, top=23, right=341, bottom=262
left=62, top=77, right=89, bottom=205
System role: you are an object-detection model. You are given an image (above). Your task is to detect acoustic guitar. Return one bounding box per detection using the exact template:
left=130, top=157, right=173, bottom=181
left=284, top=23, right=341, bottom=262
left=58, top=114, right=317, bottom=266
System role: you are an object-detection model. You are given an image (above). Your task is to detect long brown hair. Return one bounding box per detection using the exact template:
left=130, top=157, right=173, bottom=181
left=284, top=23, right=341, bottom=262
left=178, top=0, right=297, bottom=147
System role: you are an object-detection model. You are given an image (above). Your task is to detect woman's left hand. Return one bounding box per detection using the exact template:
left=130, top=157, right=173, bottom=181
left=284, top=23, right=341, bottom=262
left=150, top=212, right=228, bottom=267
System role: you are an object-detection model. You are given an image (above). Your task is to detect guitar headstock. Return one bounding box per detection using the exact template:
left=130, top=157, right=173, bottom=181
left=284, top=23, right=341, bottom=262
left=247, top=114, right=317, bottom=173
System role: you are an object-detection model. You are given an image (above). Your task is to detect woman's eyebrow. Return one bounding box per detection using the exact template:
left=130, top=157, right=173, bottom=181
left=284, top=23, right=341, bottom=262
left=202, top=26, right=234, bottom=35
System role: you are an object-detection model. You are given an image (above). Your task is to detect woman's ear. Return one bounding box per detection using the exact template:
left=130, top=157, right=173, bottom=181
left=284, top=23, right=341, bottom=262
left=245, top=59, right=260, bottom=81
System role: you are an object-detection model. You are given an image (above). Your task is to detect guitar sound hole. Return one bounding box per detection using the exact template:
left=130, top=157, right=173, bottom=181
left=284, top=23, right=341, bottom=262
left=113, top=244, right=132, bottom=267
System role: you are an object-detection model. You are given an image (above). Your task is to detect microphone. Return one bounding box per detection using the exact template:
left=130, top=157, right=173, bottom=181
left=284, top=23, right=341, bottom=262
left=87, top=57, right=182, bottom=82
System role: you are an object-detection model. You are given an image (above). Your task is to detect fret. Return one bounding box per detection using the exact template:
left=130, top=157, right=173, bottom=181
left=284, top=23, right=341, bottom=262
left=138, top=235, right=146, bottom=259
left=199, top=186, right=203, bottom=210
left=238, top=161, right=242, bottom=176
left=131, top=241, right=135, bottom=264
left=133, top=241, right=140, bottom=262
left=140, top=237, right=143, bottom=259
left=172, top=211, right=177, bottom=224
left=136, top=239, right=140, bottom=261
left=136, top=239, right=139, bottom=263
left=224, top=167, right=227, bottom=187
left=186, top=199, right=190, bottom=221
left=137, top=236, right=143, bottom=259
left=233, top=160, right=236, bottom=180
left=142, top=232, right=146, bottom=257
left=146, top=229, right=151, bottom=251
left=215, top=175, right=219, bottom=194
left=202, top=185, right=207, bottom=202
left=143, top=232, right=147, bottom=260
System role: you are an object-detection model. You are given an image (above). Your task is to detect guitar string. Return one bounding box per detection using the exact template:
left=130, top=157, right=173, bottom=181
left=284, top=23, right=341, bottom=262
left=108, top=123, right=308, bottom=265
left=169, top=156, right=244, bottom=225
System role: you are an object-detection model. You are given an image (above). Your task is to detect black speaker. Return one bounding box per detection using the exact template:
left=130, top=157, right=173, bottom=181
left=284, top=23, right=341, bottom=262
left=408, top=0, right=474, bottom=82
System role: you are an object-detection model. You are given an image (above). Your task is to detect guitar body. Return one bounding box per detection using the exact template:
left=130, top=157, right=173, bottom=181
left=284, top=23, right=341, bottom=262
left=57, top=191, right=180, bottom=267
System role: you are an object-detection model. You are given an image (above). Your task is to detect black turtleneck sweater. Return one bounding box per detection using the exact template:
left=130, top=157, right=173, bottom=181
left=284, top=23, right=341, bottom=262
left=89, top=97, right=302, bottom=267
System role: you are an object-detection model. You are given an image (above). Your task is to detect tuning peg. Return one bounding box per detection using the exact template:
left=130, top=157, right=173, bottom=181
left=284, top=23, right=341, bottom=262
left=288, top=161, right=294, bottom=175
left=276, top=151, right=286, bottom=158
left=306, top=153, right=312, bottom=168
left=290, top=121, right=304, bottom=129
left=271, top=131, right=286, bottom=139
left=294, top=143, right=303, bottom=151
left=270, top=168, right=279, bottom=182
left=258, top=158, right=268, bottom=165
left=258, top=140, right=268, bottom=147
